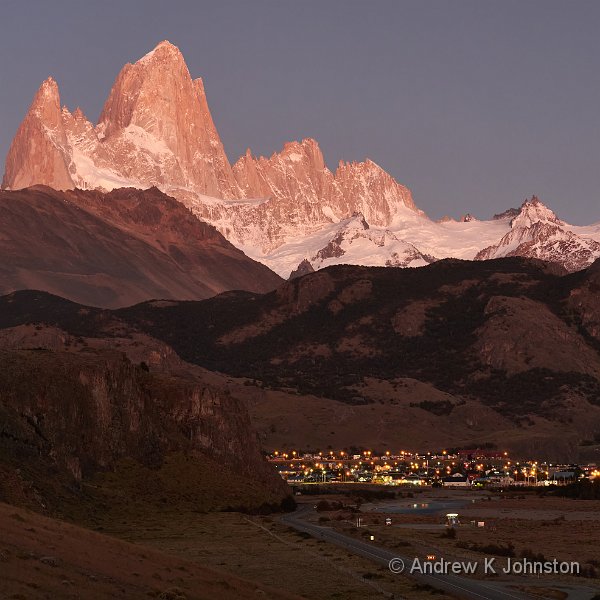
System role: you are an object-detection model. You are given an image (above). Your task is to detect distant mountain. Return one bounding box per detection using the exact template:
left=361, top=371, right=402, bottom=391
left=3, top=42, right=239, bottom=199
left=276, top=197, right=600, bottom=278
left=4, top=40, right=600, bottom=278
left=476, top=196, right=600, bottom=272
left=220, top=140, right=418, bottom=252
left=2, top=41, right=418, bottom=256
left=279, top=213, right=436, bottom=276
left=0, top=186, right=281, bottom=308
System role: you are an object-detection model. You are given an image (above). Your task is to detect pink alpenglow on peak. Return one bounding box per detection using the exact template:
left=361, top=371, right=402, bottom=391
left=2, top=77, right=74, bottom=191
left=2, top=41, right=420, bottom=256
left=3, top=41, right=240, bottom=199
left=12, top=42, right=598, bottom=275
left=476, top=196, right=600, bottom=272
left=218, top=137, right=419, bottom=252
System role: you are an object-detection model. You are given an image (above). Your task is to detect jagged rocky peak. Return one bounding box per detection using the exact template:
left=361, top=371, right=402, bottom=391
left=350, top=211, right=370, bottom=230
left=233, top=137, right=331, bottom=199
left=511, top=196, right=561, bottom=229
left=475, top=195, right=600, bottom=272
left=2, top=76, right=73, bottom=191
left=4, top=40, right=240, bottom=199
left=280, top=138, right=325, bottom=165
left=95, top=40, right=239, bottom=197
left=235, top=137, right=327, bottom=170
left=141, top=39, right=183, bottom=61
left=98, top=40, right=190, bottom=140
left=289, top=258, right=315, bottom=280
left=71, top=106, right=87, bottom=121
left=32, top=77, right=61, bottom=118
left=335, top=157, right=418, bottom=218
left=3, top=40, right=422, bottom=257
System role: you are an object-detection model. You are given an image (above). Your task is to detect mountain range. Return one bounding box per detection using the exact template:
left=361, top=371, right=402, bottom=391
left=4, top=40, right=600, bottom=280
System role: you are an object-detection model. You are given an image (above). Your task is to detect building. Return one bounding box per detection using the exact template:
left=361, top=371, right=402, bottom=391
left=442, top=474, right=471, bottom=487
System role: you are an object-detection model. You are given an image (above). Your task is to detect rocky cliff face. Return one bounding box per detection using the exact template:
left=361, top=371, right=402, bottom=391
left=474, top=295, right=600, bottom=376
left=208, top=139, right=418, bottom=252
left=567, top=259, right=600, bottom=341
left=0, top=347, right=288, bottom=513
left=2, top=78, right=73, bottom=191
left=94, top=41, right=240, bottom=198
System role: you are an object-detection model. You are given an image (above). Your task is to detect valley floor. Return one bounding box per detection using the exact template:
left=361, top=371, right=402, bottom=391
left=2, top=488, right=600, bottom=599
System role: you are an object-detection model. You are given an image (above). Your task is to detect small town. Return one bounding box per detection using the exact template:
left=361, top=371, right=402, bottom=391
left=268, top=448, right=600, bottom=487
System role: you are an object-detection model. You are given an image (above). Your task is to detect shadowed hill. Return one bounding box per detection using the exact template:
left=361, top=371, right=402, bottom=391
left=0, top=186, right=282, bottom=308
left=2, top=257, right=600, bottom=458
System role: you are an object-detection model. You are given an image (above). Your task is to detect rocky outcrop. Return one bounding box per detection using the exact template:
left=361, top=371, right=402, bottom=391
left=192, top=139, right=419, bottom=252
left=289, top=259, right=315, bottom=280
left=474, top=295, right=600, bottom=376
left=493, top=208, right=520, bottom=220
left=0, top=348, right=288, bottom=510
left=567, top=258, right=600, bottom=341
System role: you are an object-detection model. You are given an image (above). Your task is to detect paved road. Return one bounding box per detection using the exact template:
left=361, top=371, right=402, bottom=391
left=281, top=506, right=530, bottom=600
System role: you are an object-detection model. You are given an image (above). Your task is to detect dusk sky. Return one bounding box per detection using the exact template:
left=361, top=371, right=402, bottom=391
left=2, top=0, right=600, bottom=223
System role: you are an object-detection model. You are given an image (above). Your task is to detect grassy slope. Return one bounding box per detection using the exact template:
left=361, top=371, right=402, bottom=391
left=0, top=501, right=300, bottom=600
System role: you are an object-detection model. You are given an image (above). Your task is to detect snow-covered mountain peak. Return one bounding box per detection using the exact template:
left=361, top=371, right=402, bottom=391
left=31, top=77, right=61, bottom=120
left=341, top=212, right=370, bottom=232
left=511, top=196, right=561, bottom=229
left=138, top=40, right=184, bottom=66
left=475, top=197, right=600, bottom=272
left=4, top=40, right=423, bottom=253
left=3, top=41, right=241, bottom=199
left=256, top=213, right=436, bottom=277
